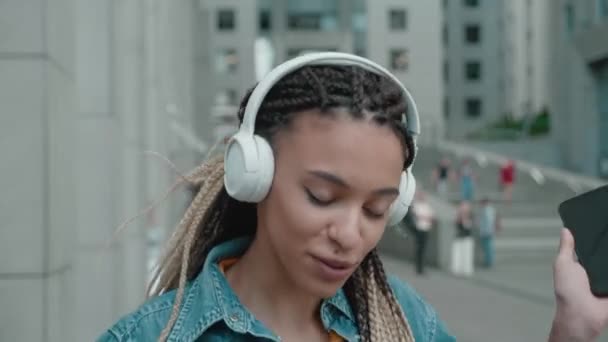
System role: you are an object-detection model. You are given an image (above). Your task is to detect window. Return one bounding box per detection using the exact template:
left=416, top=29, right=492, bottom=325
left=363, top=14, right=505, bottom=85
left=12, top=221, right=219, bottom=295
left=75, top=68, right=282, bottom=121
left=259, top=10, right=271, bottom=31
left=287, top=0, right=338, bottom=31
left=601, top=0, right=608, bottom=18
left=215, top=49, right=238, bottom=73
left=390, top=49, right=409, bottom=71
left=465, top=24, right=481, bottom=44
left=465, top=61, right=481, bottom=81
left=443, top=24, right=449, bottom=45
left=565, top=4, right=575, bottom=33
left=287, top=13, right=338, bottom=30
left=218, top=9, right=235, bottom=31
left=465, top=98, right=482, bottom=117
left=389, top=9, right=407, bottom=30
left=464, top=0, right=479, bottom=7
left=444, top=61, right=449, bottom=82
left=444, top=97, right=450, bottom=118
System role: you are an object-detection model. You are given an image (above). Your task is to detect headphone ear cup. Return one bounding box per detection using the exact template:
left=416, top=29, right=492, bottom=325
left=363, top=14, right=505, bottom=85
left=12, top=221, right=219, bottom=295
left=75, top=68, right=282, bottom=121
left=224, top=133, right=275, bottom=203
left=387, top=169, right=417, bottom=227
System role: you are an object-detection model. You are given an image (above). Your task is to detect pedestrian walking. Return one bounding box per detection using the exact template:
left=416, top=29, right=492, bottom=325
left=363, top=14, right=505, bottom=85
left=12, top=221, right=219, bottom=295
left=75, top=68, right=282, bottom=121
left=478, top=197, right=501, bottom=268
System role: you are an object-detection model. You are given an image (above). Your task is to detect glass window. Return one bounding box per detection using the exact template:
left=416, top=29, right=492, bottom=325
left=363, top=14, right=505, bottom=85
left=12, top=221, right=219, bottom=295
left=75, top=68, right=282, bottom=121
left=287, top=0, right=338, bottom=31
left=464, top=0, right=479, bottom=8
left=390, top=49, right=409, bottom=71
left=218, top=9, right=236, bottom=31
left=602, top=0, right=608, bottom=17
left=465, top=61, right=481, bottom=81
left=389, top=9, right=407, bottom=30
left=565, top=3, right=575, bottom=33
left=465, top=24, right=481, bottom=44
left=259, top=10, right=271, bottom=31
left=215, top=49, right=238, bottom=73
left=465, top=98, right=482, bottom=117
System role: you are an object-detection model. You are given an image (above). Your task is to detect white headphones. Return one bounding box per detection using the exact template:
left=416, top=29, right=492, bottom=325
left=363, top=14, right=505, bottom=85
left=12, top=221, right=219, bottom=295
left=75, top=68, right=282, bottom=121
left=224, top=52, right=420, bottom=227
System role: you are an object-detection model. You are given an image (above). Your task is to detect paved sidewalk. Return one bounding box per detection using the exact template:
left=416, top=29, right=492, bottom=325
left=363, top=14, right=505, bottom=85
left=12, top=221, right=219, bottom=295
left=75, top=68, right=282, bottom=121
left=381, top=255, right=608, bottom=342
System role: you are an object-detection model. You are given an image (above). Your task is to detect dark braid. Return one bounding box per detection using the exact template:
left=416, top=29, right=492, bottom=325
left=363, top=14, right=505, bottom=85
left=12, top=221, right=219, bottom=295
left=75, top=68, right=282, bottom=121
left=344, top=259, right=372, bottom=338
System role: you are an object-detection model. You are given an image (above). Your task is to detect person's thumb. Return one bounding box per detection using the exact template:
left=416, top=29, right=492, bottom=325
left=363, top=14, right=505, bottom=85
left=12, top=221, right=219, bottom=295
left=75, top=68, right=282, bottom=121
left=558, top=227, right=575, bottom=260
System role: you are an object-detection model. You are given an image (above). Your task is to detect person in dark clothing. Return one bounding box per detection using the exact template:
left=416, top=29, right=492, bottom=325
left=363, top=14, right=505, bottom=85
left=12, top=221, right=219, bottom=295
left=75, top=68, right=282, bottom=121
left=432, top=157, right=452, bottom=197
left=411, top=191, right=436, bottom=275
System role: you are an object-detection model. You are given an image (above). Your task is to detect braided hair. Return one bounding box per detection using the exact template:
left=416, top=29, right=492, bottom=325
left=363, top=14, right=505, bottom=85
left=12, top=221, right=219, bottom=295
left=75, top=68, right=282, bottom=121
left=152, top=65, right=417, bottom=341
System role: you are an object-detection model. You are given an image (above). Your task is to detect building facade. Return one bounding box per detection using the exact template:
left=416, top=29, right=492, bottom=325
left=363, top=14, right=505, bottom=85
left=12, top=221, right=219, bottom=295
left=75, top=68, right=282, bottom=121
left=366, top=0, right=444, bottom=144
left=196, top=0, right=444, bottom=145
left=0, top=0, right=201, bottom=340
left=442, top=0, right=552, bottom=140
left=549, top=0, right=608, bottom=178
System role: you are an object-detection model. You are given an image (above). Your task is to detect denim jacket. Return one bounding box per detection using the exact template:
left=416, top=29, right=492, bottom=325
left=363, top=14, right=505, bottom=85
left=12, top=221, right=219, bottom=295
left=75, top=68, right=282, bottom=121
left=98, top=237, right=455, bottom=341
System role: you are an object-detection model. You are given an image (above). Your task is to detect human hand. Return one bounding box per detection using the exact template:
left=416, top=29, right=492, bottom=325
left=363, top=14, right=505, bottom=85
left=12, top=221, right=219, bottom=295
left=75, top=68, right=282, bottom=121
left=549, top=228, right=608, bottom=342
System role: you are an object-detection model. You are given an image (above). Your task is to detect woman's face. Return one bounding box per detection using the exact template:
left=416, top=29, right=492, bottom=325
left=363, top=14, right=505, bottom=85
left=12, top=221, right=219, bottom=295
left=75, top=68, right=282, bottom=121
left=256, top=109, right=405, bottom=298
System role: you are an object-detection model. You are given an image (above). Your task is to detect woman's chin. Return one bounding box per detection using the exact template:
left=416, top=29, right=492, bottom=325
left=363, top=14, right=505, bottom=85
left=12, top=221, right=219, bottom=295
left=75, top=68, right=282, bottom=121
left=304, top=278, right=349, bottom=299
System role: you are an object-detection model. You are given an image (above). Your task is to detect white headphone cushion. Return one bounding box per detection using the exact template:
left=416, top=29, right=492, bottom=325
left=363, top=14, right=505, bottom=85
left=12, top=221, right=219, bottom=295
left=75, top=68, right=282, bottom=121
left=387, top=169, right=416, bottom=226
left=224, top=134, right=275, bottom=202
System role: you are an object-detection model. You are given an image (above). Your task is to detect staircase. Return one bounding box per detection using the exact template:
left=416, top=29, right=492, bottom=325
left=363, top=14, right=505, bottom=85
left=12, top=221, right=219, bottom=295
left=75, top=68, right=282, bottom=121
left=413, top=145, right=578, bottom=264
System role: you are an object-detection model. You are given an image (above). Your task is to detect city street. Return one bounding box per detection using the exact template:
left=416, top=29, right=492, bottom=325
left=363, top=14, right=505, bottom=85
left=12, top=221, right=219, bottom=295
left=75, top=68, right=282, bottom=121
left=383, top=255, right=608, bottom=342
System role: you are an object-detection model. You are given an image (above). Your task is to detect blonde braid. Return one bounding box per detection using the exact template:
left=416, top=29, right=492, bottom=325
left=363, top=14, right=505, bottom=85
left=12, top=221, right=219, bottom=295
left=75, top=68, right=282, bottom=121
left=148, top=157, right=223, bottom=296
left=345, top=250, right=415, bottom=342
left=368, top=251, right=415, bottom=342
left=154, top=157, right=225, bottom=341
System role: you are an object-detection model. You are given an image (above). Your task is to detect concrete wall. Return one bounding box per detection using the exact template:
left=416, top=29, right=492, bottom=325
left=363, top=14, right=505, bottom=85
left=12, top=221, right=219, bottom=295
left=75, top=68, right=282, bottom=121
left=504, top=0, right=552, bottom=119
left=366, top=0, right=444, bottom=144
left=195, top=0, right=257, bottom=135
left=0, top=0, right=76, bottom=340
left=550, top=0, right=608, bottom=177
left=1, top=0, right=199, bottom=340
left=443, top=0, right=504, bottom=139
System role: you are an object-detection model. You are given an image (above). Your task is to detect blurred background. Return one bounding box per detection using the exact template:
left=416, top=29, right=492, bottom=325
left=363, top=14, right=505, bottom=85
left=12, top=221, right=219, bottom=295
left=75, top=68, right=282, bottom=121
left=1, top=0, right=607, bottom=341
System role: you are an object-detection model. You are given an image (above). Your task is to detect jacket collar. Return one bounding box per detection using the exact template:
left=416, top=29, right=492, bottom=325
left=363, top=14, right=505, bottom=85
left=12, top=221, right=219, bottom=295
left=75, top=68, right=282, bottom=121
left=168, top=236, right=359, bottom=341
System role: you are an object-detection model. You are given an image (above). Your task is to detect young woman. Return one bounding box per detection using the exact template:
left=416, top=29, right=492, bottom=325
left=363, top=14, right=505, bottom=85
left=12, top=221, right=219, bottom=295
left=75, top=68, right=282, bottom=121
left=98, top=53, right=608, bottom=341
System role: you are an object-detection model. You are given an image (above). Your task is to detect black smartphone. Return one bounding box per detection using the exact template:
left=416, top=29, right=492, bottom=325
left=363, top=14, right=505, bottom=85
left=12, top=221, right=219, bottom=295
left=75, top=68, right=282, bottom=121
left=558, top=184, right=608, bottom=297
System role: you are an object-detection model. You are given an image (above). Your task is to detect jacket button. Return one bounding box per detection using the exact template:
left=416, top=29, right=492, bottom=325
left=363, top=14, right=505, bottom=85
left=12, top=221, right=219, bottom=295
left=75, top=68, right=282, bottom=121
left=229, top=313, right=239, bottom=322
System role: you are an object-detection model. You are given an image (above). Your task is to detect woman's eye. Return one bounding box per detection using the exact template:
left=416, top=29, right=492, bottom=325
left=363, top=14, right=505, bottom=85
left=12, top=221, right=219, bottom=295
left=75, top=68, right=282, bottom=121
left=364, top=208, right=386, bottom=219
left=305, top=189, right=333, bottom=206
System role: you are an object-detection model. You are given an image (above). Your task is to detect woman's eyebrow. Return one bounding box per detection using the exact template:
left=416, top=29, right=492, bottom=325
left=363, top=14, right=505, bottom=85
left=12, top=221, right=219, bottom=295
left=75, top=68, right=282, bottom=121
left=307, top=170, right=399, bottom=196
left=308, top=170, right=349, bottom=188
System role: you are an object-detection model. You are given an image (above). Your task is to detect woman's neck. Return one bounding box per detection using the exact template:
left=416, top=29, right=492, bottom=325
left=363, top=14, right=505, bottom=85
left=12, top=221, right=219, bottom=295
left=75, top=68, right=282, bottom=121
left=225, top=234, right=325, bottom=337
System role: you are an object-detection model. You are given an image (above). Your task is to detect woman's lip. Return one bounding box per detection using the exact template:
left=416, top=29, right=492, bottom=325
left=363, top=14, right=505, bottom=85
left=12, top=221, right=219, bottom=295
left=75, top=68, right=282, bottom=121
left=311, top=255, right=355, bottom=269
left=310, top=255, right=355, bottom=281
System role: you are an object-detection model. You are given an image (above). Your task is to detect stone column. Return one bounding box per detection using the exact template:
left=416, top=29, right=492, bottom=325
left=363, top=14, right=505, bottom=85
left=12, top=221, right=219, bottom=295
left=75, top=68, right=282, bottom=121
left=0, top=0, right=76, bottom=341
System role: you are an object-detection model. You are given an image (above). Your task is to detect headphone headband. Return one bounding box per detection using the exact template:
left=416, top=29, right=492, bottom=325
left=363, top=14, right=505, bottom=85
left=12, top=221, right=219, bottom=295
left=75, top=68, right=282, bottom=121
left=240, top=52, right=421, bottom=141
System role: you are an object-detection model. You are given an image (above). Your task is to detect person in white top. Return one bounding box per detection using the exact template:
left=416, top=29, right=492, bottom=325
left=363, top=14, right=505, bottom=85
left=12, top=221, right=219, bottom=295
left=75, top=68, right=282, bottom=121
left=411, top=191, right=436, bottom=275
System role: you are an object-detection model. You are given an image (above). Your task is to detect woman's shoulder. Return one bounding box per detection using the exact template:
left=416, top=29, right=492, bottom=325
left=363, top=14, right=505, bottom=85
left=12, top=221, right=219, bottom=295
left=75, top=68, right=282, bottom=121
left=387, top=275, right=456, bottom=342
left=96, top=291, right=176, bottom=341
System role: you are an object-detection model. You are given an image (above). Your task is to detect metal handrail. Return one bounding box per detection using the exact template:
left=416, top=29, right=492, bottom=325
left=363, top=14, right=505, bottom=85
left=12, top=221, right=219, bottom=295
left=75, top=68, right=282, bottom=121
left=431, top=140, right=606, bottom=193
